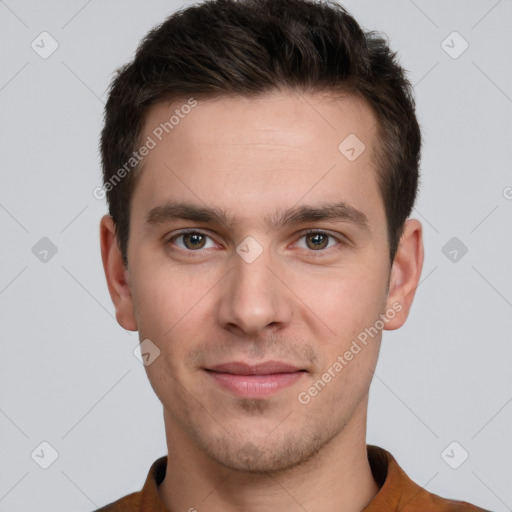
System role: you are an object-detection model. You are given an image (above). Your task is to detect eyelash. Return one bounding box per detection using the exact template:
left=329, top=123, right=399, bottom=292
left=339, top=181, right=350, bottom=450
left=166, top=229, right=345, bottom=256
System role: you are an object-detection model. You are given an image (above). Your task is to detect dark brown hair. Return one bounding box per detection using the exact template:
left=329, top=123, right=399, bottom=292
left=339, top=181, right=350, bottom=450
left=100, top=0, right=421, bottom=266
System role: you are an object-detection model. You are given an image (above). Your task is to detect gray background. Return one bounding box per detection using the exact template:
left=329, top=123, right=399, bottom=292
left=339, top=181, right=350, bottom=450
left=1, top=0, right=511, bottom=510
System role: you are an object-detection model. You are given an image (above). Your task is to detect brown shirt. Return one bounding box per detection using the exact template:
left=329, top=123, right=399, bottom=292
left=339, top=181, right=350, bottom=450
left=95, top=445, right=491, bottom=511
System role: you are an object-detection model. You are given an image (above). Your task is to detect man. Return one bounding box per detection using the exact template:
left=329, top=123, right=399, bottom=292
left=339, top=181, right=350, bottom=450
left=96, top=0, right=489, bottom=510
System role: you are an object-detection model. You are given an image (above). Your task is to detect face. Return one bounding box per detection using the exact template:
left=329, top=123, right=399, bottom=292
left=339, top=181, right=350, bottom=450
left=102, top=90, right=422, bottom=473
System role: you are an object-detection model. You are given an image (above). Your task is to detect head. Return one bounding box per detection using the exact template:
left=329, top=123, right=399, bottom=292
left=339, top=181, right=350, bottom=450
left=100, top=0, right=423, bottom=473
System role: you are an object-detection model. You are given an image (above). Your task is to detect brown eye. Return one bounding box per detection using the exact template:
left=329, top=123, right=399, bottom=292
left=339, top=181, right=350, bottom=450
left=305, top=232, right=330, bottom=250
left=182, top=232, right=206, bottom=250
left=295, top=230, right=343, bottom=254
left=169, top=231, right=215, bottom=251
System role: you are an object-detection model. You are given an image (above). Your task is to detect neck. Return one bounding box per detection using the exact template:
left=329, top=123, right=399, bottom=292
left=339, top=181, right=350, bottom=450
left=158, top=404, right=380, bottom=512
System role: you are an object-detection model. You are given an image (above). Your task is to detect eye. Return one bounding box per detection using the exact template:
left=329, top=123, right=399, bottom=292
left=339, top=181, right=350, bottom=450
left=168, top=230, right=217, bottom=251
left=295, top=230, right=343, bottom=252
left=166, top=229, right=345, bottom=255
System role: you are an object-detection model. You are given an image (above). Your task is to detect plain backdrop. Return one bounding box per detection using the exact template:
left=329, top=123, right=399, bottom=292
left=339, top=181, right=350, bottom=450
left=1, top=1, right=511, bottom=511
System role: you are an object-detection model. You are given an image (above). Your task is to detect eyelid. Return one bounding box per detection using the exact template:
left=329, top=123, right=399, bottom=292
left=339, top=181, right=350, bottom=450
left=299, top=228, right=348, bottom=243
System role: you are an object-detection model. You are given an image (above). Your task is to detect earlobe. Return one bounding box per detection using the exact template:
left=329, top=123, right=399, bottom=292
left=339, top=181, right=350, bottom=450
left=384, top=219, right=424, bottom=330
left=99, top=215, right=138, bottom=331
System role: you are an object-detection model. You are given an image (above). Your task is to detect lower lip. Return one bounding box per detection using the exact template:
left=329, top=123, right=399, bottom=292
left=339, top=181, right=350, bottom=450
left=206, top=370, right=305, bottom=398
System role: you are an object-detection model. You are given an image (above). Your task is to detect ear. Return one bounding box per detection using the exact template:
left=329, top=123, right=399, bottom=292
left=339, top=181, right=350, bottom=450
left=100, top=215, right=138, bottom=331
left=384, top=219, right=424, bottom=330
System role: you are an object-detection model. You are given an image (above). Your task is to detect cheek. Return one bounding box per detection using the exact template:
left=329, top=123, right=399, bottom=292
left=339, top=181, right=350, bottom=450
left=130, top=271, right=201, bottom=394
left=130, top=265, right=218, bottom=386
left=304, top=263, right=388, bottom=342
left=131, top=262, right=210, bottom=332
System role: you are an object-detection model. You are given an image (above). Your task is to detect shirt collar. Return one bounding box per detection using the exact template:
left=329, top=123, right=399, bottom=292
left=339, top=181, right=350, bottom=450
left=137, top=445, right=462, bottom=511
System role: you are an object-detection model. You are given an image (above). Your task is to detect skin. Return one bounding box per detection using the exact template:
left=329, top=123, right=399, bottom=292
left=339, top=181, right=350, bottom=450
left=100, top=90, right=423, bottom=512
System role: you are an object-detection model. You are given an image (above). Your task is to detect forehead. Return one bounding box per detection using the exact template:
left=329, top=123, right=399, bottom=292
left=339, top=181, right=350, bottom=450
left=144, top=90, right=376, bottom=155
left=131, top=90, right=385, bottom=235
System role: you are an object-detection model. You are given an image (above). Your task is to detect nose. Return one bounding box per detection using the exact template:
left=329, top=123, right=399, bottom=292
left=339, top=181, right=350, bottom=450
left=216, top=244, right=293, bottom=337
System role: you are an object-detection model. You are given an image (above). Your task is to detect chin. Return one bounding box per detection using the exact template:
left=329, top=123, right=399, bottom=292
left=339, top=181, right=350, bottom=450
left=200, top=428, right=333, bottom=474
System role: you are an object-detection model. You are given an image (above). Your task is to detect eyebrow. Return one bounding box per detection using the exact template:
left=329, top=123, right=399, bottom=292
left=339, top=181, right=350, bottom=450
left=145, top=200, right=369, bottom=232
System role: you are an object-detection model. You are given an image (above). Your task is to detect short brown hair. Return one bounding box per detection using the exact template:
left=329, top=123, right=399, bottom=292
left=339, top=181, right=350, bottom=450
left=100, top=0, right=421, bottom=266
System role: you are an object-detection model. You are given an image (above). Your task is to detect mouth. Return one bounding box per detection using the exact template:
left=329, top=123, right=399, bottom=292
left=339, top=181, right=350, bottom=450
left=204, top=361, right=306, bottom=398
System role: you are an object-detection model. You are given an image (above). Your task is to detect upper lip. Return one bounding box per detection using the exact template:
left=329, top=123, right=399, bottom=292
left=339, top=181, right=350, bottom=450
left=206, top=361, right=304, bottom=375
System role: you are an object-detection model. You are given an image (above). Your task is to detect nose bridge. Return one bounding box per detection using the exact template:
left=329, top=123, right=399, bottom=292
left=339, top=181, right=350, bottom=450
left=217, top=238, right=291, bottom=335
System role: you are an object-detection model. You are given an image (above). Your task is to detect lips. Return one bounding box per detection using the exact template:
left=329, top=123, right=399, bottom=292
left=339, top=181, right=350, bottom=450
left=205, top=361, right=305, bottom=398
left=207, top=361, right=302, bottom=375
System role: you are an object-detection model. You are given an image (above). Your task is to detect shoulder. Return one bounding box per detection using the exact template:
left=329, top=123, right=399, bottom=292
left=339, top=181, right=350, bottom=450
left=92, top=456, right=168, bottom=512
left=401, top=485, right=493, bottom=512
left=93, top=491, right=142, bottom=511
left=366, top=445, right=492, bottom=512
left=401, top=492, right=493, bottom=512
